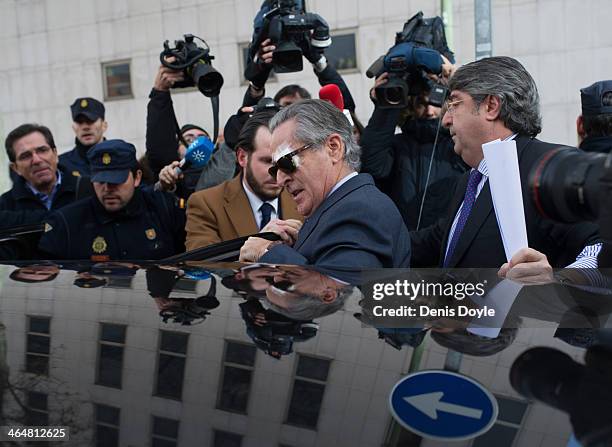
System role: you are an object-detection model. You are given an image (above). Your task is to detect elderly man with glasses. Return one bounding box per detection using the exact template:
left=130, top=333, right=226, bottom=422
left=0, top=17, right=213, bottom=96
left=239, top=99, right=411, bottom=269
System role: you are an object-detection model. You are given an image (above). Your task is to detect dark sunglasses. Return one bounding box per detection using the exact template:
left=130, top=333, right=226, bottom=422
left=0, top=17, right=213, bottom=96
left=268, top=143, right=313, bottom=180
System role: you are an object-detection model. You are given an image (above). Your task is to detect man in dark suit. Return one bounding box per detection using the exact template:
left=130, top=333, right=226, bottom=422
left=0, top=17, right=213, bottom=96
left=411, top=56, right=599, bottom=269
left=239, top=99, right=411, bottom=269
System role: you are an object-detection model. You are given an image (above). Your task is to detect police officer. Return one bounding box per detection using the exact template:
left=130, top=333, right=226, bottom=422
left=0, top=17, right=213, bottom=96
left=577, top=80, right=612, bottom=153
left=60, top=97, right=108, bottom=177
left=39, top=140, right=186, bottom=260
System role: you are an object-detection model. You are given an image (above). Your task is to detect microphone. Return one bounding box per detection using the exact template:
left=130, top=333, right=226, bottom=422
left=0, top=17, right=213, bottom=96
left=319, top=84, right=344, bottom=110
left=319, top=84, right=354, bottom=126
left=176, top=135, right=214, bottom=175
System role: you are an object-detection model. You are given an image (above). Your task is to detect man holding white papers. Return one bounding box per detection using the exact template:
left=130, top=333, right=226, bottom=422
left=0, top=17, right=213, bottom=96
left=411, top=56, right=599, bottom=269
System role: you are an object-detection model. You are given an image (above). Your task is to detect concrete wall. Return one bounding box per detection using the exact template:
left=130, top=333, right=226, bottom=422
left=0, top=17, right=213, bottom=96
left=0, top=0, right=610, bottom=193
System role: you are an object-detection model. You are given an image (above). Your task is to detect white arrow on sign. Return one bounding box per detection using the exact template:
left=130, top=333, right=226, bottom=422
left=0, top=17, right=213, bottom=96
left=404, top=391, right=483, bottom=420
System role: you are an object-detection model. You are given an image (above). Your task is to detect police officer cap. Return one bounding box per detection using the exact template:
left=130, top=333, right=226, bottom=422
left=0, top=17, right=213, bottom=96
left=88, top=139, right=137, bottom=184
left=71, top=97, right=105, bottom=121
left=581, top=80, right=612, bottom=116
left=73, top=276, right=107, bottom=288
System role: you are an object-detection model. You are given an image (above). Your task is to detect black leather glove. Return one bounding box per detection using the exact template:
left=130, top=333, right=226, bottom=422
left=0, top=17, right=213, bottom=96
left=244, top=57, right=273, bottom=89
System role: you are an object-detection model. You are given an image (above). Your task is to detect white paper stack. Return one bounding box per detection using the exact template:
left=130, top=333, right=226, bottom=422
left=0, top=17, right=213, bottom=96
left=482, top=139, right=528, bottom=261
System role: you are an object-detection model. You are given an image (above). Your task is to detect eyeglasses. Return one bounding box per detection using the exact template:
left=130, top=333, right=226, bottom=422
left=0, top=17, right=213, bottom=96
left=268, top=143, right=313, bottom=180
left=443, top=99, right=464, bottom=115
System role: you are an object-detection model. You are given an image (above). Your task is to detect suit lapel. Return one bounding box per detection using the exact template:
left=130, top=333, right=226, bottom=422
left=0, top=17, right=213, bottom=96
left=223, top=176, right=258, bottom=236
left=294, top=174, right=368, bottom=251
left=439, top=173, right=468, bottom=264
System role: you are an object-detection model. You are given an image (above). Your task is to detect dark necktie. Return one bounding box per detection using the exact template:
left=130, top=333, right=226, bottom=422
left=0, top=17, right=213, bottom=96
left=259, top=202, right=274, bottom=230
left=443, top=169, right=483, bottom=267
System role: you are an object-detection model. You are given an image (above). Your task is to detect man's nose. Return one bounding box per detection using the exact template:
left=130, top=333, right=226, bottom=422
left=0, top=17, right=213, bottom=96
left=425, top=105, right=437, bottom=118
left=442, top=110, right=452, bottom=128
left=276, top=170, right=290, bottom=187
left=31, top=151, right=44, bottom=164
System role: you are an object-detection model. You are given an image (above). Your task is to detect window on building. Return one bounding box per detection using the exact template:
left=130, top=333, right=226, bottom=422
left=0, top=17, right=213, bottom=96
left=26, top=391, right=48, bottom=426
left=286, top=354, right=331, bottom=429
left=152, top=416, right=180, bottom=447
left=155, top=331, right=189, bottom=399
left=217, top=341, right=256, bottom=414
left=173, top=278, right=198, bottom=293
left=105, top=277, right=133, bottom=289
left=25, top=316, right=51, bottom=375
left=96, top=323, right=126, bottom=389
left=213, top=429, right=243, bottom=447
left=238, top=42, right=277, bottom=85
left=95, top=403, right=120, bottom=447
left=326, top=32, right=358, bottom=72
left=471, top=396, right=529, bottom=447
left=102, top=60, right=133, bottom=100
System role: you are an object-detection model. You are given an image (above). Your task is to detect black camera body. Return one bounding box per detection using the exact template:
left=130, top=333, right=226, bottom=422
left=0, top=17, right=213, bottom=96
left=529, top=148, right=612, bottom=267
left=366, top=12, right=454, bottom=109
left=160, top=34, right=224, bottom=97
left=247, top=0, right=331, bottom=73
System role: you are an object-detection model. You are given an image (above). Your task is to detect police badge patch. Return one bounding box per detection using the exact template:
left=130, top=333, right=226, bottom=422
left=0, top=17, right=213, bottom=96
left=145, top=228, right=156, bottom=240
left=92, top=236, right=107, bottom=254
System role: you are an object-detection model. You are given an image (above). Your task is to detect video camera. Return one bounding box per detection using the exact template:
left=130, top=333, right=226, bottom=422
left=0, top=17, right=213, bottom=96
left=366, top=11, right=454, bottom=109
left=160, top=34, right=224, bottom=97
left=246, top=0, right=331, bottom=74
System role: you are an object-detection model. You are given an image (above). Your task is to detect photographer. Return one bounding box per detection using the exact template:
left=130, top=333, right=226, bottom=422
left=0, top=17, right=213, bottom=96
left=577, top=80, right=612, bottom=153
left=360, top=55, right=467, bottom=231
left=145, top=60, right=236, bottom=199
left=242, top=1, right=356, bottom=113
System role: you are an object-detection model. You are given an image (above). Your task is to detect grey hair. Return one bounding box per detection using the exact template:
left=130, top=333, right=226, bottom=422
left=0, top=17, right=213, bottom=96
left=269, top=99, right=361, bottom=171
left=449, top=56, right=542, bottom=137
left=266, top=285, right=353, bottom=320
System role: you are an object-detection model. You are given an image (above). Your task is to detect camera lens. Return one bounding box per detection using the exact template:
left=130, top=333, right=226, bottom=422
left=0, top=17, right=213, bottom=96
left=191, top=63, right=224, bottom=97
left=510, top=347, right=583, bottom=412
left=529, top=148, right=608, bottom=222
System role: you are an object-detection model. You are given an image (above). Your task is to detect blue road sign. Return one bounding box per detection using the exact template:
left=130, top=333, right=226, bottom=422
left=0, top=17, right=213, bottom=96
left=389, top=370, right=498, bottom=441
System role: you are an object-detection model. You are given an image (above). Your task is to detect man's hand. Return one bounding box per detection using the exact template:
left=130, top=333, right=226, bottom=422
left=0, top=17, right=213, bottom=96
left=426, top=55, right=455, bottom=86
left=154, top=57, right=184, bottom=91
left=239, top=236, right=273, bottom=262
left=257, top=38, right=275, bottom=65
left=440, top=54, right=456, bottom=81
left=245, top=39, right=275, bottom=92
left=498, top=247, right=554, bottom=285
left=261, top=218, right=302, bottom=245
left=158, top=161, right=182, bottom=191
left=370, top=72, right=389, bottom=101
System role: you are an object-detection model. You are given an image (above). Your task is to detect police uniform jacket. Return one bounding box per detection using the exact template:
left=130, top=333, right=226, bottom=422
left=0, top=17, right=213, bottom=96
left=59, top=139, right=96, bottom=178
left=38, top=187, right=186, bottom=260
left=0, top=166, right=81, bottom=228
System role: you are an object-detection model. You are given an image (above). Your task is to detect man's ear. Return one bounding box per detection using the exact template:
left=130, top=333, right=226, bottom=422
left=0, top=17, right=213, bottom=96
left=134, top=169, right=143, bottom=187
left=102, top=120, right=109, bottom=133
left=326, top=133, right=344, bottom=163
left=236, top=147, right=249, bottom=168
left=9, top=162, right=19, bottom=176
left=576, top=115, right=586, bottom=139
left=483, top=95, right=502, bottom=121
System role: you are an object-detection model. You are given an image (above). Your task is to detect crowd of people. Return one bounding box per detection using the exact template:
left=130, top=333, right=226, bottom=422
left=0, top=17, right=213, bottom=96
left=2, top=7, right=611, bottom=280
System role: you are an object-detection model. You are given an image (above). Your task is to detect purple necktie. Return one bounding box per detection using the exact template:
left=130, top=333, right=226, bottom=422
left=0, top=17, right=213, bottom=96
left=443, top=169, right=483, bottom=267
